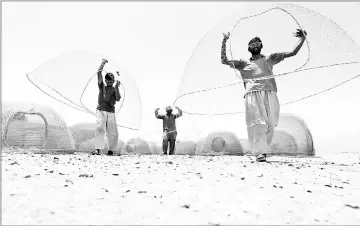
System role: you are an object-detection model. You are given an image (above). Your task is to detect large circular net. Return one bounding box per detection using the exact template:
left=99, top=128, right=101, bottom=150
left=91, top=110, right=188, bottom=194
left=26, top=51, right=142, bottom=130
left=174, top=3, right=360, bottom=115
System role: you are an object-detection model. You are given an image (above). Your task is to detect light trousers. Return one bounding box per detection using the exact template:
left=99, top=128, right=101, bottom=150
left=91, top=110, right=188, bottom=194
left=245, top=90, right=280, bottom=156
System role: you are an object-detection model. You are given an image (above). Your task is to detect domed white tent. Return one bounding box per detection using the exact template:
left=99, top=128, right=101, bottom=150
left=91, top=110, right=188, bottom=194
left=2, top=102, right=75, bottom=154
left=147, top=141, right=162, bottom=155
left=196, top=131, right=244, bottom=156
left=121, top=138, right=160, bottom=155
left=174, top=140, right=197, bottom=155
left=270, top=131, right=298, bottom=155
left=270, top=114, right=315, bottom=156
left=238, top=114, right=314, bottom=156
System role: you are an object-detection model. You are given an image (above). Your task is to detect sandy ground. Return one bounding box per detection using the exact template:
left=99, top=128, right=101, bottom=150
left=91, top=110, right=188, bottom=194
left=2, top=147, right=360, bottom=225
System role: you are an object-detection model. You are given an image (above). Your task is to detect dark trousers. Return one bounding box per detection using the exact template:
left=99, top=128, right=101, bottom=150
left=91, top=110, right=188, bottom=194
left=163, top=138, right=176, bottom=155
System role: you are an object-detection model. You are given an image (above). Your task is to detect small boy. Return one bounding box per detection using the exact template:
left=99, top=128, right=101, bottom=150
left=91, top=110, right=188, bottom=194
left=155, top=106, right=183, bottom=155
left=93, top=59, right=121, bottom=155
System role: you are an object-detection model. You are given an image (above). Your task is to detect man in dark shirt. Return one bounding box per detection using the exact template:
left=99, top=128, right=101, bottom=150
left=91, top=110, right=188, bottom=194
left=155, top=106, right=183, bottom=155
left=93, top=59, right=121, bottom=155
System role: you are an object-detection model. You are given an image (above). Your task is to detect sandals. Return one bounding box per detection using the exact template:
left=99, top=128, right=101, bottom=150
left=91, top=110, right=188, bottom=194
left=256, top=154, right=267, bottom=162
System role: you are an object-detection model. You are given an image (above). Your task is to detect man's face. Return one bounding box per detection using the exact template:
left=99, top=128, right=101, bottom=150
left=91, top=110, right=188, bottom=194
left=248, top=41, right=262, bottom=54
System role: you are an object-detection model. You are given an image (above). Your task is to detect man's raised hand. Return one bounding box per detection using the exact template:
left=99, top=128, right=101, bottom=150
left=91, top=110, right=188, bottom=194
left=115, top=81, right=121, bottom=87
left=293, top=29, right=307, bottom=38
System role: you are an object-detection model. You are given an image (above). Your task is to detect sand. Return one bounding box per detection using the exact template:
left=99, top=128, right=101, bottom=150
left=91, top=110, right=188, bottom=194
left=2, top=147, right=360, bottom=225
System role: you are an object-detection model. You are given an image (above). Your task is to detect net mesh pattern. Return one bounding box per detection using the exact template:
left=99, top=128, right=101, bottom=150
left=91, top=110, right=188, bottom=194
left=174, top=3, right=360, bottom=115
left=196, top=131, right=245, bottom=156
left=2, top=102, right=75, bottom=152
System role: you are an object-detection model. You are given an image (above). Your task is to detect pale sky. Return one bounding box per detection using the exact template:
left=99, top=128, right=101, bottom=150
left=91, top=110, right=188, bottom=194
left=2, top=2, right=360, bottom=153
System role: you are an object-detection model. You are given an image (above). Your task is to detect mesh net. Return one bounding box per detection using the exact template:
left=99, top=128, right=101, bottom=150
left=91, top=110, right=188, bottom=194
left=174, top=140, right=197, bottom=155
left=26, top=51, right=142, bottom=130
left=270, top=131, right=299, bottom=155
left=240, top=114, right=314, bottom=156
left=121, top=138, right=157, bottom=155
left=272, top=114, right=314, bottom=156
left=195, top=131, right=244, bottom=156
left=1, top=102, right=75, bottom=153
left=174, top=3, right=360, bottom=115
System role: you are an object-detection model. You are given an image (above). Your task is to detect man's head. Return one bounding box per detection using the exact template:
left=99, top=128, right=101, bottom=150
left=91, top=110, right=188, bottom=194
left=105, top=73, right=115, bottom=86
left=248, top=36, right=263, bottom=54
left=165, top=106, right=173, bottom=115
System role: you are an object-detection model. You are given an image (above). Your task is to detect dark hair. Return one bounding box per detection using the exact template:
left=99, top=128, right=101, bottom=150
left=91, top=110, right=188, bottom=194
left=248, top=37, right=262, bottom=45
left=105, top=73, right=114, bottom=80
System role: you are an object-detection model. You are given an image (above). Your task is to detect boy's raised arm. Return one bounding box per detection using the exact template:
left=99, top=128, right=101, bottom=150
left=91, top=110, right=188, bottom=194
left=115, top=81, right=121, bottom=101
left=98, top=59, right=108, bottom=85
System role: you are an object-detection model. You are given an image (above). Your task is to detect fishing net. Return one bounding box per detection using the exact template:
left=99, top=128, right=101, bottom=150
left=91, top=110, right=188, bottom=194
left=271, top=114, right=314, bottom=156
left=174, top=3, right=360, bottom=115
left=1, top=102, right=75, bottom=153
left=174, top=140, right=197, bottom=155
left=240, top=114, right=314, bottom=156
left=195, top=131, right=245, bottom=156
left=121, top=138, right=159, bottom=155
left=26, top=51, right=142, bottom=130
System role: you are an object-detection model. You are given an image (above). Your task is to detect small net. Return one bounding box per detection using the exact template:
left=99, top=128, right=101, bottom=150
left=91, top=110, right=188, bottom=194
left=121, top=138, right=155, bottom=155
left=270, top=131, right=299, bottom=155
left=174, top=3, right=360, bottom=115
left=26, top=51, right=142, bottom=130
left=239, top=114, right=314, bottom=156
left=273, top=114, right=315, bottom=156
left=174, top=140, right=197, bottom=155
left=195, top=131, right=245, bottom=156
left=1, top=102, right=75, bottom=153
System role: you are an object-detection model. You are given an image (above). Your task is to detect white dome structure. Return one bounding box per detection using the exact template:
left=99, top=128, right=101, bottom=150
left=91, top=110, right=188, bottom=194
left=2, top=102, right=75, bottom=153
left=174, top=139, right=197, bottom=155
left=121, top=138, right=159, bottom=155
left=196, top=131, right=244, bottom=156
left=270, top=114, right=315, bottom=156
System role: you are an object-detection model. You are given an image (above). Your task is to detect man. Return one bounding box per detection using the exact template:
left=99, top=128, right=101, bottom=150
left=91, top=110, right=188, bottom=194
left=93, top=59, right=121, bottom=156
left=221, top=29, right=307, bottom=162
left=155, top=106, right=183, bottom=155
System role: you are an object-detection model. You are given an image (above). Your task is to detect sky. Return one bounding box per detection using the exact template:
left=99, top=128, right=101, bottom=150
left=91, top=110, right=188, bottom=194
left=2, top=1, right=360, bottom=153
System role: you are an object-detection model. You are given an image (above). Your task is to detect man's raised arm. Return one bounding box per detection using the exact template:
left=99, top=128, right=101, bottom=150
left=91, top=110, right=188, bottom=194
left=174, top=106, right=183, bottom=118
left=221, top=32, right=246, bottom=69
left=155, top=108, right=165, bottom=119
left=283, top=29, right=307, bottom=59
